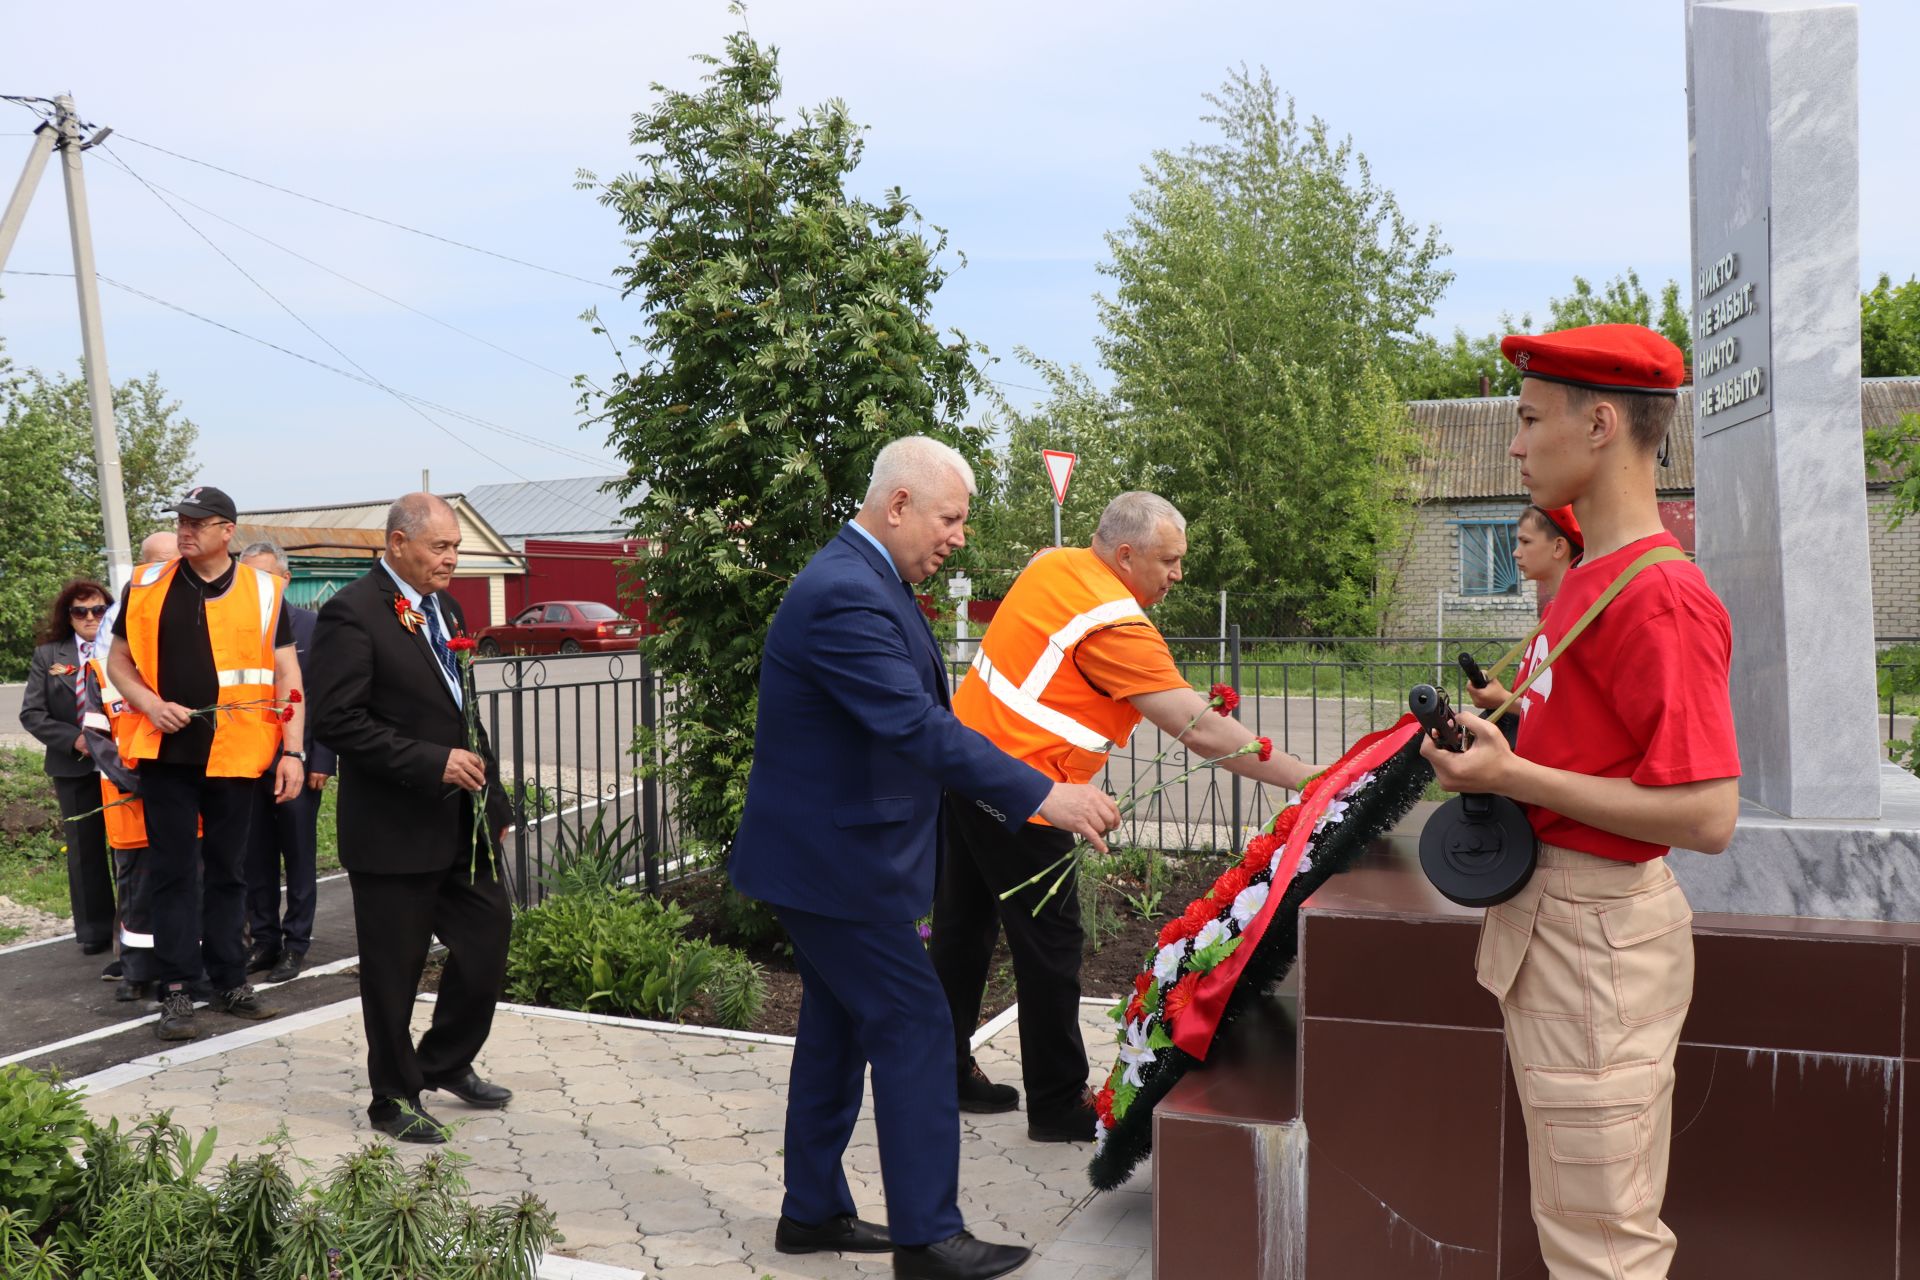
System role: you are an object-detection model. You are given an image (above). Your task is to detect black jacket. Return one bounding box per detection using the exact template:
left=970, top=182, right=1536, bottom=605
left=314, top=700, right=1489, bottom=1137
left=19, top=637, right=99, bottom=779
left=307, top=567, right=509, bottom=876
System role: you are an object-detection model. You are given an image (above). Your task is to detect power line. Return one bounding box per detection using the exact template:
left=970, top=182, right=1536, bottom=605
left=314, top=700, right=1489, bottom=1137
left=100, top=142, right=624, bottom=528
left=114, top=133, right=619, bottom=292
left=2, top=266, right=619, bottom=478
left=87, top=149, right=594, bottom=389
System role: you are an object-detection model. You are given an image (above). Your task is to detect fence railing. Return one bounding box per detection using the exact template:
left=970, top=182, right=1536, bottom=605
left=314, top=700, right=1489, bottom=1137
left=479, top=636, right=1920, bottom=906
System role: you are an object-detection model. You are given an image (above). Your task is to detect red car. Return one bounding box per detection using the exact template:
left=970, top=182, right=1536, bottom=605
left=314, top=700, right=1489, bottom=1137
left=476, top=601, right=642, bottom=656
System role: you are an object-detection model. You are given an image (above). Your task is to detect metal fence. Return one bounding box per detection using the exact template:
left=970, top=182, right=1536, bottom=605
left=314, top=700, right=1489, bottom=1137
left=479, top=636, right=1920, bottom=906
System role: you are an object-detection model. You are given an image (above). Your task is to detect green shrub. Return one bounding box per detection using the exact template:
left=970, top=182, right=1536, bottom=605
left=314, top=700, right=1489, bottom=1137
left=537, top=811, right=638, bottom=899
left=0, top=1065, right=87, bottom=1231
left=703, top=946, right=768, bottom=1029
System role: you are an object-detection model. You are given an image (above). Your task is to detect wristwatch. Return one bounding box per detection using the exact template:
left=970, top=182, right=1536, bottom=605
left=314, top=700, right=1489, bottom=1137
left=284, top=750, right=308, bottom=763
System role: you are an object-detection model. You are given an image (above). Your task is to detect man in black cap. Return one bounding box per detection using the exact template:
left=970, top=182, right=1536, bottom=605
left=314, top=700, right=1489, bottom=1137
left=107, top=485, right=306, bottom=1040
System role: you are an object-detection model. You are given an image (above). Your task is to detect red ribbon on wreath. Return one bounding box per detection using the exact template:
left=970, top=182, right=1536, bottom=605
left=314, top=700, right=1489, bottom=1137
left=1171, top=713, right=1425, bottom=1061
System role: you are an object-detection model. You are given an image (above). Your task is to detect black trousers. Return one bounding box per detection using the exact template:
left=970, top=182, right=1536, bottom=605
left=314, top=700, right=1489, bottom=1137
left=348, top=858, right=509, bottom=1116
left=245, top=774, right=319, bottom=957
left=111, top=844, right=156, bottom=982
left=928, top=798, right=1087, bottom=1120
left=136, top=761, right=255, bottom=991
left=50, top=773, right=116, bottom=948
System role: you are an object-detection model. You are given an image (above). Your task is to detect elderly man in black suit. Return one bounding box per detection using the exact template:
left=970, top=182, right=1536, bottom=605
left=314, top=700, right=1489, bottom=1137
left=308, top=493, right=513, bottom=1143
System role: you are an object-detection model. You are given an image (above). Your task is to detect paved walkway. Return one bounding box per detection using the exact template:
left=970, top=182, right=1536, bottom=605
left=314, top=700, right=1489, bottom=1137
left=75, top=996, right=1151, bottom=1280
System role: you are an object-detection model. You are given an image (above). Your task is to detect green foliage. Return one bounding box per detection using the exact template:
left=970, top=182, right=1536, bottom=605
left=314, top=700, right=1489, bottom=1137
left=0, top=1066, right=87, bottom=1231
left=1865, top=412, right=1920, bottom=531
left=1544, top=269, right=1693, bottom=362
left=0, top=360, right=200, bottom=679
left=1090, top=68, right=1438, bottom=636
left=580, top=23, right=987, bottom=860
left=1862, top=274, right=1920, bottom=378
left=536, top=811, right=637, bottom=898
left=703, top=946, right=768, bottom=1029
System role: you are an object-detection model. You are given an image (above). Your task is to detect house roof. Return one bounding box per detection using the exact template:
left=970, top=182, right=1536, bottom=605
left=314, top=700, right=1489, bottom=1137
left=464, top=476, right=631, bottom=551
left=1409, top=376, right=1920, bottom=501
left=235, top=494, right=522, bottom=573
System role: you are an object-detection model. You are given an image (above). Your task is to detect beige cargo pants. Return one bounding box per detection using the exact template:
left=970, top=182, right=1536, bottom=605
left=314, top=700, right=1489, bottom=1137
left=1477, top=844, right=1695, bottom=1280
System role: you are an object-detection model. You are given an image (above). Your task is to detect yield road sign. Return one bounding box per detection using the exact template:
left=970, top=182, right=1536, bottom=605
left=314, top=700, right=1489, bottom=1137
left=1042, top=450, right=1076, bottom=506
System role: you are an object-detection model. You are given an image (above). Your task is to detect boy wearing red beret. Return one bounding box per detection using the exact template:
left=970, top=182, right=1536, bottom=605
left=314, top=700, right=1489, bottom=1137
left=1422, top=323, right=1741, bottom=1279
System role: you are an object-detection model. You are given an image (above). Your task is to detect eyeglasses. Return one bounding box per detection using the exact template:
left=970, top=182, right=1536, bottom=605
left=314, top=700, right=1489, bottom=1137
left=175, top=517, right=232, bottom=532
left=68, top=603, right=108, bottom=619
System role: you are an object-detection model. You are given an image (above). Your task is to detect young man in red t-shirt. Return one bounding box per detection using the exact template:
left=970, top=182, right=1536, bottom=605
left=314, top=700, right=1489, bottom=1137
left=1422, top=323, right=1740, bottom=1280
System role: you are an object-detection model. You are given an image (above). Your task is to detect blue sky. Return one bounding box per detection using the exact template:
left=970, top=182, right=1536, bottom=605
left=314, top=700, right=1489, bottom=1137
left=2, top=0, right=1915, bottom=512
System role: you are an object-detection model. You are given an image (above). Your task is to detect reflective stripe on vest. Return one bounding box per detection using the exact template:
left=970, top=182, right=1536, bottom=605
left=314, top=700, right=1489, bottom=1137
left=121, top=559, right=285, bottom=777
left=951, top=546, right=1160, bottom=786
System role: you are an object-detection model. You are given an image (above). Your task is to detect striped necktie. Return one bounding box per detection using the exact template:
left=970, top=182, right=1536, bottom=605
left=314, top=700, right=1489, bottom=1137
left=423, top=599, right=464, bottom=706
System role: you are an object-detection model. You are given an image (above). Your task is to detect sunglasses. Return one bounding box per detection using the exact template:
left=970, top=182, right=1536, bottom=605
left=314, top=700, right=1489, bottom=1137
left=69, top=603, right=108, bottom=619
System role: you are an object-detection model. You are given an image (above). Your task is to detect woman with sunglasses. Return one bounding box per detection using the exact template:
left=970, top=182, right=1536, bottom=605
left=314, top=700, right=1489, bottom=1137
left=18, top=578, right=119, bottom=965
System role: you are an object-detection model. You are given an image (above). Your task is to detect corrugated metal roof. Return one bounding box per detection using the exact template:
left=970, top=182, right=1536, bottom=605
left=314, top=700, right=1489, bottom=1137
left=236, top=495, right=521, bottom=564
left=1409, top=377, right=1920, bottom=500
left=465, top=476, right=631, bottom=551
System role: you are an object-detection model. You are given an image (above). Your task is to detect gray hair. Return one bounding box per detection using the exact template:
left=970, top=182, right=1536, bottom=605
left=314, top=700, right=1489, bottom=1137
left=863, top=436, right=977, bottom=505
left=386, top=492, right=455, bottom=539
left=238, top=540, right=288, bottom=575
left=1093, top=492, right=1186, bottom=552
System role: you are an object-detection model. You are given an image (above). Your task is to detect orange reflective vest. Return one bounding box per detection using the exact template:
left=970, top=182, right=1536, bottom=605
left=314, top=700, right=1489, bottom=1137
left=119, top=558, right=285, bottom=778
left=85, top=655, right=150, bottom=850
left=952, top=546, right=1158, bottom=790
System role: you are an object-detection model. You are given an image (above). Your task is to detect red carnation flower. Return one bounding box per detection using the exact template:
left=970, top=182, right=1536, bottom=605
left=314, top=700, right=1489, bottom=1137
left=1241, top=831, right=1281, bottom=871
left=1158, top=917, right=1193, bottom=947
left=1256, top=736, right=1274, bottom=763
left=1095, top=1085, right=1115, bottom=1124
left=1272, top=807, right=1300, bottom=838
left=445, top=636, right=476, bottom=653
left=288, top=688, right=303, bottom=704
left=1208, top=683, right=1240, bottom=716
left=1126, top=995, right=1145, bottom=1024
left=1162, top=972, right=1201, bottom=1024
left=1134, top=972, right=1152, bottom=998
left=1212, top=864, right=1253, bottom=904
left=279, top=706, right=295, bottom=722
left=1181, top=897, right=1219, bottom=934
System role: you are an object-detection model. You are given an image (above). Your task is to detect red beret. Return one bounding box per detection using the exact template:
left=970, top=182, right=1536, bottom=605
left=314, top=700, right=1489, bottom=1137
left=1531, top=504, right=1584, bottom=552
left=1500, top=323, right=1685, bottom=395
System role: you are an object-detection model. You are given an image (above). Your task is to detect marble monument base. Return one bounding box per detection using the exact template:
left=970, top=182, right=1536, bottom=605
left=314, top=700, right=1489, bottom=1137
left=1670, top=761, right=1920, bottom=922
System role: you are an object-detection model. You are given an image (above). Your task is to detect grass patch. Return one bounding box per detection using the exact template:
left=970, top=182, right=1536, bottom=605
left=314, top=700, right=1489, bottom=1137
left=316, top=782, right=339, bottom=873
left=0, top=923, right=24, bottom=944
left=1166, top=639, right=1523, bottom=704
left=1879, top=643, right=1920, bottom=719
left=0, top=745, right=71, bottom=919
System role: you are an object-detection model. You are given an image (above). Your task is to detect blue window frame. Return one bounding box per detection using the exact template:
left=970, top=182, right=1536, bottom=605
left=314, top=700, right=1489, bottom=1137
left=1457, top=520, right=1520, bottom=596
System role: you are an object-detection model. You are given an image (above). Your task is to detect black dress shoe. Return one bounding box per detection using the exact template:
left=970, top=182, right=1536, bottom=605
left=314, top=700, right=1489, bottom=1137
left=424, top=1070, right=512, bottom=1109
left=775, top=1212, right=892, bottom=1254
left=370, top=1103, right=448, bottom=1145
left=100, top=959, right=124, bottom=981
left=957, top=1058, right=1019, bottom=1114
left=80, top=939, right=111, bottom=956
left=115, top=977, right=150, bottom=1003
left=266, top=951, right=303, bottom=983
left=894, top=1230, right=1031, bottom=1280
left=1027, top=1088, right=1099, bottom=1144
left=245, top=947, right=279, bottom=974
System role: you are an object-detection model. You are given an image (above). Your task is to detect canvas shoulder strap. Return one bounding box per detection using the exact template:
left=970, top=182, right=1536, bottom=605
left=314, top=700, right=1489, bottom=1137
left=1489, top=545, right=1687, bottom=725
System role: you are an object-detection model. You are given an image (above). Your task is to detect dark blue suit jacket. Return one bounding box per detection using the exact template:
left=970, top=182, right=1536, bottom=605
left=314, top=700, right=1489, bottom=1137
left=286, top=604, right=337, bottom=778
left=731, top=526, right=1052, bottom=922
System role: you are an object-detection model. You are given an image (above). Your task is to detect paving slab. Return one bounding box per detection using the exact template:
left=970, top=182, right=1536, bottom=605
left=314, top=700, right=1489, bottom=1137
left=75, top=996, right=1151, bottom=1278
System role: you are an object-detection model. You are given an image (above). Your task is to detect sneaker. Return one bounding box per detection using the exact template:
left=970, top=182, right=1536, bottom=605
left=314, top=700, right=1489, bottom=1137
left=1028, top=1087, right=1100, bottom=1143
left=100, top=959, right=124, bottom=981
left=154, top=989, right=197, bottom=1041
left=213, top=985, right=280, bottom=1021
left=957, top=1058, right=1019, bottom=1114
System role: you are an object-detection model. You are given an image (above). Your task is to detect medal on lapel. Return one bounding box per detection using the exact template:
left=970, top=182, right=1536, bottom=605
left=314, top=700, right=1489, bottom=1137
left=393, top=595, right=426, bottom=633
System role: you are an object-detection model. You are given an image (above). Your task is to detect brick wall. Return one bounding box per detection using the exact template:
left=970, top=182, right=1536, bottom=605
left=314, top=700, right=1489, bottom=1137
left=1382, top=501, right=1538, bottom=639
left=1384, top=489, right=1920, bottom=640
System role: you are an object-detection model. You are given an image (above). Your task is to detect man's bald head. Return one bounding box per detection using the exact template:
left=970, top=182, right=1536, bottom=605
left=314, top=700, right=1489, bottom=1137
left=386, top=491, right=457, bottom=539
left=384, top=492, right=463, bottom=595
left=138, top=530, right=179, bottom=562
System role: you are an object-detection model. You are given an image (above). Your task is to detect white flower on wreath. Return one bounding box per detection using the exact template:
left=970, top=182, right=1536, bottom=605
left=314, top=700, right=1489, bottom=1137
left=1118, top=1017, right=1156, bottom=1087
left=1271, top=839, right=1312, bottom=880
left=1193, top=917, right=1230, bottom=951
left=1337, top=772, right=1374, bottom=802
left=1313, top=798, right=1350, bottom=834
left=1094, top=1123, right=1110, bottom=1156
left=1153, top=940, right=1186, bottom=986
left=1230, top=881, right=1269, bottom=929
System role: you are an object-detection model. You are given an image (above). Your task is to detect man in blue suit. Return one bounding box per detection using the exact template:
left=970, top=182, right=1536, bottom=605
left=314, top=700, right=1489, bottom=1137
left=238, top=542, right=337, bottom=984
left=732, top=437, right=1121, bottom=1280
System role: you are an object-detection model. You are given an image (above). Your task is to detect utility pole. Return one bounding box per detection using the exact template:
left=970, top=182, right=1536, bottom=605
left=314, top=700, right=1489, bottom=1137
left=0, top=96, right=134, bottom=592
